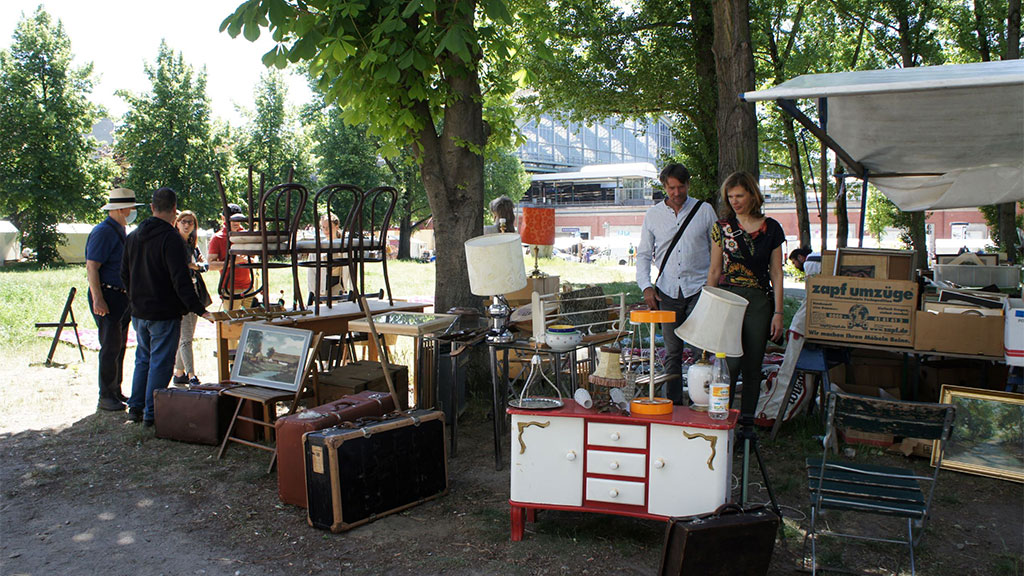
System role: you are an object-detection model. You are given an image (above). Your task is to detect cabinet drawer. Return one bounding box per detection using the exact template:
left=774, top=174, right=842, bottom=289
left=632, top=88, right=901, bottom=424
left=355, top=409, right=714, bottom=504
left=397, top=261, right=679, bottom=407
left=587, top=422, right=647, bottom=449
left=586, top=449, right=646, bottom=478
left=585, top=477, right=645, bottom=506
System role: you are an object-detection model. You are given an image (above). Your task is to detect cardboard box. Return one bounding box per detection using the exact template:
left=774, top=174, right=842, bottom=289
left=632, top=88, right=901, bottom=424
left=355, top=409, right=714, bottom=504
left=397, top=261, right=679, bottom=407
left=806, top=276, right=918, bottom=348
left=317, top=361, right=409, bottom=408
left=505, top=274, right=560, bottom=306
left=835, top=247, right=915, bottom=281
left=914, top=311, right=1004, bottom=357
left=1006, top=298, right=1024, bottom=367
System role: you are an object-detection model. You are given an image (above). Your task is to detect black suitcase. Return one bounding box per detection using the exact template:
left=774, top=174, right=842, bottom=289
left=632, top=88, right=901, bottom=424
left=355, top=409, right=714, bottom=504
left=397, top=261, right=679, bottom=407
left=659, top=503, right=780, bottom=576
left=304, top=409, right=448, bottom=532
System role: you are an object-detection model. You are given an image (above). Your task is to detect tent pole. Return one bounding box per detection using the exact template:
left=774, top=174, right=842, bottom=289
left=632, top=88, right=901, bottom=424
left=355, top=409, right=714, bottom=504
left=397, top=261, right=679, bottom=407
left=859, top=171, right=869, bottom=248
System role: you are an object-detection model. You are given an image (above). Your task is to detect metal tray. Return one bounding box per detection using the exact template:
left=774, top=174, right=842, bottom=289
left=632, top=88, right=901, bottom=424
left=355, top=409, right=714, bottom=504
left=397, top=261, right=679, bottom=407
left=508, top=397, right=564, bottom=410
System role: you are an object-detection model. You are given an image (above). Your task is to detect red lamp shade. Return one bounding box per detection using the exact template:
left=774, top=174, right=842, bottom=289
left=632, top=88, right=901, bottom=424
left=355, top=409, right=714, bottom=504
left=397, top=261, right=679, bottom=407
left=520, top=207, right=555, bottom=245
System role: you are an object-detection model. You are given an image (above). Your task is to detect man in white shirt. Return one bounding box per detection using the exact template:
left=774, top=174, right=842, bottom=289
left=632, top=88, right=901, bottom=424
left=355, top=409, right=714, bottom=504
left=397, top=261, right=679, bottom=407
left=635, top=163, right=717, bottom=404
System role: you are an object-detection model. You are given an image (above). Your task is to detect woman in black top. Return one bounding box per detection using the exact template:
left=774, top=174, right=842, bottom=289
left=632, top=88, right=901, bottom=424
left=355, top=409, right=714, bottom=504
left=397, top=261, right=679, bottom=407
left=707, top=172, right=786, bottom=418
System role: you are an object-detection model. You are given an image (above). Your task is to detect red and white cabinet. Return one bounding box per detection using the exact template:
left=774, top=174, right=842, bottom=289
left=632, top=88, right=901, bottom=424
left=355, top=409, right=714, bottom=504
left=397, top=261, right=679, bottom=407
left=509, top=403, right=737, bottom=540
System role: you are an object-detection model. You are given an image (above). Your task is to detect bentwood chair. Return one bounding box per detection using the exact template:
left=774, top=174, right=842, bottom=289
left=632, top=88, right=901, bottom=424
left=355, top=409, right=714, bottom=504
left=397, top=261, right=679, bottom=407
left=805, top=391, right=956, bottom=576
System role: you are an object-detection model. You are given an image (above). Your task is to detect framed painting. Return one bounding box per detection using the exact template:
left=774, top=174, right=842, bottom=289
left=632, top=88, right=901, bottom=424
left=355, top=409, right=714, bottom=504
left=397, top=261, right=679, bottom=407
left=230, top=323, right=314, bottom=392
left=933, top=385, right=1024, bottom=483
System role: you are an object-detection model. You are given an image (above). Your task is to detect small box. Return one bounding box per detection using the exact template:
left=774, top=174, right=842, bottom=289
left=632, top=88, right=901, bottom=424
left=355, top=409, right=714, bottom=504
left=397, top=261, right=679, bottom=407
left=317, top=361, right=409, bottom=408
left=505, top=275, right=560, bottom=306
left=1006, top=298, right=1024, bottom=367
left=834, top=248, right=915, bottom=281
left=806, top=276, right=918, bottom=348
left=914, top=311, right=1004, bottom=357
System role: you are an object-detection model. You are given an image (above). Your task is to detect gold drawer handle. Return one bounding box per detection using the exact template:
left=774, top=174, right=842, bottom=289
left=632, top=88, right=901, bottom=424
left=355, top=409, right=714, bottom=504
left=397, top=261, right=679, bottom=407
left=683, top=431, right=717, bottom=471
left=517, top=421, right=550, bottom=454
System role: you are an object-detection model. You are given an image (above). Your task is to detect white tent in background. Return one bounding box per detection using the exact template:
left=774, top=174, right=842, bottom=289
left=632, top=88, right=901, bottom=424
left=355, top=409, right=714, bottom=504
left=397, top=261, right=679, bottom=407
left=0, top=221, right=19, bottom=264
left=56, top=223, right=95, bottom=264
left=741, top=60, right=1024, bottom=212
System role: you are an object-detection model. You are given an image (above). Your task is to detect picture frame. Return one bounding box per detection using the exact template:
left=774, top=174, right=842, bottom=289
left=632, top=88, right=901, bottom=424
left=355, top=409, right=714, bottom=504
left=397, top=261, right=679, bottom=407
left=933, top=385, right=1024, bottom=483
left=230, top=323, right=314, bottom=392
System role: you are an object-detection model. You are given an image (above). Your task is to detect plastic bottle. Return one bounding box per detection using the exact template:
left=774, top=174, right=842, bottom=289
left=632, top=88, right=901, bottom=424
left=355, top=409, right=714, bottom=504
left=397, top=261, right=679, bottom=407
left=709, top=352, right=730, bottom=420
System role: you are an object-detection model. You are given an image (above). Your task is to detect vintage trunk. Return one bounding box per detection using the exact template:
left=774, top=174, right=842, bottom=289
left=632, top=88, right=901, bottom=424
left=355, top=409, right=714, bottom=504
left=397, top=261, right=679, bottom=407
left=154, top=385, right=237, bottom=445
left=275, top=391, right=395, bottom=508
left=304, top=409, right=448, bottom=532
left=659, top=503, right=779, bottom=576
left=317, top=360, right=410, bottom=409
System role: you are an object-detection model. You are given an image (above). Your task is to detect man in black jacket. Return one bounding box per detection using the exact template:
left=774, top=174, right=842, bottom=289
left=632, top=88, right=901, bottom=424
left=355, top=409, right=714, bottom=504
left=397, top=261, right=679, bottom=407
left=122, top=188, right=211, bottom=426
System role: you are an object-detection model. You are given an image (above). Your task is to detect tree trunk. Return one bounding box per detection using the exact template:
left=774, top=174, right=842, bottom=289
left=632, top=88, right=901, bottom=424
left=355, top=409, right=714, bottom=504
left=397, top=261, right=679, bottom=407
left=711, top=0, right=758, bottom=181
left=398, top=211, right=413, bottom=260
left=1010, top=0, right=1021, bottom=60
left=835, top=174, right=848, bottom=248
left=692, top=0, right=719, bottom=191
left=782, top=115, right=811, bottom=248
left=910, top=211, right=928, bottom=271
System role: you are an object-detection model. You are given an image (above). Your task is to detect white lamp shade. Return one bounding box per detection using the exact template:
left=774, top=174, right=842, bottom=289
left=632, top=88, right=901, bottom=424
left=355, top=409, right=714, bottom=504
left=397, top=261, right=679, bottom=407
left=465, top=233, right=528, bottom=296
left=674, top=286, right=749, bottom=357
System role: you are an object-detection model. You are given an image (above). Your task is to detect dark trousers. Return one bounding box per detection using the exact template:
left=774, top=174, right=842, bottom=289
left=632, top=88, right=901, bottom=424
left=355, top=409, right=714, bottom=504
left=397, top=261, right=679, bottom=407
left=656, top=288, right=701, bottom=405
left=88, top=287, right=130, bottom=401
left=721, top=285, right=772, bottom=417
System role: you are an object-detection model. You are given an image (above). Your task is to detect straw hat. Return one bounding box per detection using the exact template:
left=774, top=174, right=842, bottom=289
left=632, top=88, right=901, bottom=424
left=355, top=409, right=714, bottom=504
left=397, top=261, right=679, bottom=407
left=101, top=188, right=144, bottom=211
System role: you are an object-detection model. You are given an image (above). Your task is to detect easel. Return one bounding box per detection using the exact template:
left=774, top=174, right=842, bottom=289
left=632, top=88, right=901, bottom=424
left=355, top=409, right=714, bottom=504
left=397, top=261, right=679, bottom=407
left=36, top=287, right=84, bottom=366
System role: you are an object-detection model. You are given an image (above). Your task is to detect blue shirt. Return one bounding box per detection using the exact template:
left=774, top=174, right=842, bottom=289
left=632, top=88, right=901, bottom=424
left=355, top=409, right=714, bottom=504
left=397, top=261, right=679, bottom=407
left=635, top=197, right=717, bottom=299
left=85, top=216, right=126, bottom=288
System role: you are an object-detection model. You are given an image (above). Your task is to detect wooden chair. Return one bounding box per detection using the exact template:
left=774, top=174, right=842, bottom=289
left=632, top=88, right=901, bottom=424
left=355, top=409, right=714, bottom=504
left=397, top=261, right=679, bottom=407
left=354, top=186, right=398, bottom=305
left=805, top=392, right=956, bottom=576
left=295, top=183, right=364, bottom=315
left=218, top=332, right=324, bottom=473
left=35, top=287, right=84, bottom=365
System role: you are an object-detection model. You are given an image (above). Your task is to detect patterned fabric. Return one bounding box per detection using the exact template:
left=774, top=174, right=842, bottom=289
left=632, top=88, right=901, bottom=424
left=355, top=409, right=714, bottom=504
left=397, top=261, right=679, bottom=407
left=712, top=217, right=785, bottom=290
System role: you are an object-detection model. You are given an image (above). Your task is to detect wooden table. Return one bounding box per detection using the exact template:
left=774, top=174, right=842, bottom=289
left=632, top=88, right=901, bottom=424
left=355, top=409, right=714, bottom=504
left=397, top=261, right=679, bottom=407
left=215, top=300, right=427, bottom=382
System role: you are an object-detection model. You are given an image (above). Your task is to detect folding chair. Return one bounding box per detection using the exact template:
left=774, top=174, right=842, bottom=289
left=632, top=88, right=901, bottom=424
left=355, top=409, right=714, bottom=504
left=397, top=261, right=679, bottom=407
left=805, top=391, right=956, bottom=576
left=218, top=329, right=324, bottom=473
left=35, top=287, right=84, bottom=365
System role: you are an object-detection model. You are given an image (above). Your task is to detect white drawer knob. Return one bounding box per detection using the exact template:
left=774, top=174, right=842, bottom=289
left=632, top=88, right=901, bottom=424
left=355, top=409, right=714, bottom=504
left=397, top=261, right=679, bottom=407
left=565, top=451, right=577, bottom=461
left=608, top=488, right=619, bottom=498
left=609, top=461, right=619, bottom=470
left=609, top=432, right=621, bottom=441
left=654, top=458, right=665, bottom=469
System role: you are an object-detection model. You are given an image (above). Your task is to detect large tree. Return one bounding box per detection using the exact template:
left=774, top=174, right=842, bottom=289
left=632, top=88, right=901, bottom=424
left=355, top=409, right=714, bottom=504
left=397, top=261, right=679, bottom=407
left=237, top=69, right=313, bottom=188
left=0, top=7, right=115, bottom=264
left=115, top=42, right=226, bottom=221
left=222, top=0, right=525, bottom=310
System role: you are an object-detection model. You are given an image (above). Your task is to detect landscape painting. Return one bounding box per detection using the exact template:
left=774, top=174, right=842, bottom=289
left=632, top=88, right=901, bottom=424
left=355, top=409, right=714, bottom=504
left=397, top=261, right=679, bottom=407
left=934, top=385, right=1024, bottom=483
left=231, top=324, right=313, bottom=392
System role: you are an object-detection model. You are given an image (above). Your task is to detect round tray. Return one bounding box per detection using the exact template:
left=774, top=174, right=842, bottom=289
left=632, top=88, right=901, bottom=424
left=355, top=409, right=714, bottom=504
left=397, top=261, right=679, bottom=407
left=508, top=397, right=564, bottom=410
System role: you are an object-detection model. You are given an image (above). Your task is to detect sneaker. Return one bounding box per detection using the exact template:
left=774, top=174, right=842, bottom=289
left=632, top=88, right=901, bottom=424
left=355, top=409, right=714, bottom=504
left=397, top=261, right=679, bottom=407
left=172, top=374, right=189, bottom=385
left=188, top=376, right=201, bottom=386
left=143, top=419, right=155, bottom=428
left=98, top=397, right=126, bottom=412
left=127, top=408, right=143, bottom=423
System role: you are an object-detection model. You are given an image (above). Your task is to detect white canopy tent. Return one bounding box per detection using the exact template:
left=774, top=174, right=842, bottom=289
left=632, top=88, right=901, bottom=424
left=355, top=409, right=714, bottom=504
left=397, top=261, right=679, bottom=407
left=741, top=60, right=1024, bottom=212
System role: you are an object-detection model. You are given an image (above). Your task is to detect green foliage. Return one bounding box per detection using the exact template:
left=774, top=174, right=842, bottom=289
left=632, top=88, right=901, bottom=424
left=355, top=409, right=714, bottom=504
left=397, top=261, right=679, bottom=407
left=865, top=188, right=899, bottom=243
left=114, top=42, right=226, bottom=222
left=303, top=91, right=383, bottom=192
left=484, top=147, right=529, bottom=213
left=236, top=69, right=313, bottom=188
left=979, top=202, right=1024, bottom=259
left=955, top=397, right=997, bottom=444
left=0, top=7, right=115, bottom=264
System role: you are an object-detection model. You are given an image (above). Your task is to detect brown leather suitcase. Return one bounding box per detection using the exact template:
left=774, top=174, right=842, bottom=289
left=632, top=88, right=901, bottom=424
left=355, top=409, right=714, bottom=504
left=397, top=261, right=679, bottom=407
left=154, top=386, right=234, bottom=445
left=659, top=503, right=780, bottom=576
left=275, top=391, right=395, bottom=508
left=305, top=409, right=447, bottom=532
left=317, top=361, right=409, bottom=409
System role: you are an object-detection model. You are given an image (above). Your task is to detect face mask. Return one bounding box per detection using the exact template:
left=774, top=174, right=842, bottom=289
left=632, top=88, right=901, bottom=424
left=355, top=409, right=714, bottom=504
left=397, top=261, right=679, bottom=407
left=125, top=209, right=137, bottom=225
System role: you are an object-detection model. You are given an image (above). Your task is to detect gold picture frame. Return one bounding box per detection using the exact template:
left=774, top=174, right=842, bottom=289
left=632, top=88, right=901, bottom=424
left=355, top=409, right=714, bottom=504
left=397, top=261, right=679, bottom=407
left=933, top=385, right=1024, bottom=483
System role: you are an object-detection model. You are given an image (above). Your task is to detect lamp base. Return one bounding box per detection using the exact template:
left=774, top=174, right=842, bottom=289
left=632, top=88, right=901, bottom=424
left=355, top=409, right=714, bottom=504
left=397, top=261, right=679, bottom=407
left=528, top=269, right=549, bottom=278
left=630, top=397, right=673, bottom=416
left=486, top=329, right=517, bottom=344
left=689, top=403, right=709, bottom=412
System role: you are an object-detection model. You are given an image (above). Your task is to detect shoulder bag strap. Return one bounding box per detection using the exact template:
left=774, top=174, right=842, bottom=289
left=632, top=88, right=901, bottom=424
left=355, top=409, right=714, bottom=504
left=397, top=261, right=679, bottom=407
left=728, top=217, right=772, bottom=292
left=655, top=200, right=703, bottom=285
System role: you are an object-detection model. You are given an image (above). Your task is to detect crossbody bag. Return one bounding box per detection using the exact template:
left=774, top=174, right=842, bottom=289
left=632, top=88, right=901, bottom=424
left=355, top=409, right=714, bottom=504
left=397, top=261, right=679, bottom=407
left=724, top=217, right=773, bottom=296
left=654, top=200, right=704, bottom=285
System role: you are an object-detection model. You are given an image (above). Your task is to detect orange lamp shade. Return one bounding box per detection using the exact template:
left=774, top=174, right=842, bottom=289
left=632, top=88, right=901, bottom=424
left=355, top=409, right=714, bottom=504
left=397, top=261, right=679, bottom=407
left=520, top=207, right=556, bottom=245
left=630, top=309, right=676, bottom=324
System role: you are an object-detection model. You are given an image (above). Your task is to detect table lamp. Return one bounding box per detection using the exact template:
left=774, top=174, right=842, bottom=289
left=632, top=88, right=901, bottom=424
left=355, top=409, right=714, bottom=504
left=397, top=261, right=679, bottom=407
left=520, top=207, right=555, bottom=278
left=674, top=287, right=748, bottom=410
left=629, top=309, right=676, bottom=416
left=465, top=233, right=528, bottom=343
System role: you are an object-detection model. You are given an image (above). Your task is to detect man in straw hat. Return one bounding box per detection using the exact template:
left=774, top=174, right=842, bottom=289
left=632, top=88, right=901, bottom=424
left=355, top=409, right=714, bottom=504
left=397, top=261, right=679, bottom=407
left=122, top=187, right=211, bottom=426
left=86, top=188, right=142, bottom=412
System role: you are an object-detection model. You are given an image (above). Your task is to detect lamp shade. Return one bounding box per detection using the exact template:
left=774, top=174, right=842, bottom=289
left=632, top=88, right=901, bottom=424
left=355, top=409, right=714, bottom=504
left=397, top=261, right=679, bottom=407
left=465, top=233, right=528, bottom=296
left=674, top=287, right=749, bottom=357
left=520, top=207, right=556, bottom=245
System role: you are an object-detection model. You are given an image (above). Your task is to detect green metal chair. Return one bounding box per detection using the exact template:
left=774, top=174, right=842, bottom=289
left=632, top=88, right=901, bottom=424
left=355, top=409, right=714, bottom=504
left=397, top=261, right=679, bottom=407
left=805, top=391, right=956, bottom=576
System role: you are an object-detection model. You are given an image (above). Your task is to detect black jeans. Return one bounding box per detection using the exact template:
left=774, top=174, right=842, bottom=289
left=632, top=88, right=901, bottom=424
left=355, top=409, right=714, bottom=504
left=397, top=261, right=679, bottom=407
left=89, top=287, right=130, bottom=401
left=656, top=288, right=701, bottom=405
left=721, top=285, right=772, bottom=418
